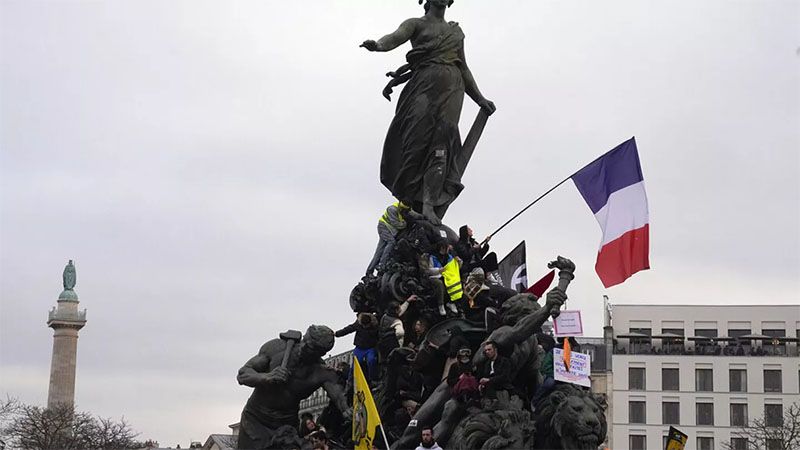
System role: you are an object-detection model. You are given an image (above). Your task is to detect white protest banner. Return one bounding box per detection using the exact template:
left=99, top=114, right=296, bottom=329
left=553, top=310, right=583, bottom=336
left=553, top=348, right=591, bottom=387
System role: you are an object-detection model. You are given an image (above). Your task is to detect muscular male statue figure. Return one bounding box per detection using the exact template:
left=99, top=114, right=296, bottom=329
left=236, top=325, right=350, bottom=450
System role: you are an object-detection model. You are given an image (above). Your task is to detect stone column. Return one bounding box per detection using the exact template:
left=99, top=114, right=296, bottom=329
left=46, top=260, right=86, bottom=409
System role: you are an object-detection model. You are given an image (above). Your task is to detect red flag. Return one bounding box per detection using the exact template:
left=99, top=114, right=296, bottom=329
left=525, top=270, right=555, bottom=298
left=563, top=338, right=572, bottom=371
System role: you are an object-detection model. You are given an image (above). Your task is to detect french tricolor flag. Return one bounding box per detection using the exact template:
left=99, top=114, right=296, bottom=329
left=572, top=137, right=650, bottom=287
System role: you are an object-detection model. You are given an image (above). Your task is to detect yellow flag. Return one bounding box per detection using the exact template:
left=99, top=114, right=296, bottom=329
left=664, top=426, right=688, bottom=450
left=563, top=338, right=572, bottom=371
left=352, top=356, right=382, bottom=450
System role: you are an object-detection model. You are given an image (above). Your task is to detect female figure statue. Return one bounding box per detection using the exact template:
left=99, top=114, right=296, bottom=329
left=362, top=0, right=496, bottom=224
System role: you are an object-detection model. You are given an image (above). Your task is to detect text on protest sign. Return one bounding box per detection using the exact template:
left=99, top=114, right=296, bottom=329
left=553, top=348, right=591, bottom=388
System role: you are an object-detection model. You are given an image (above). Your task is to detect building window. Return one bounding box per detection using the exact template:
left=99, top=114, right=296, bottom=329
left=764, top=369, right=782, bottom=392
left=696, top=402, right=714, bottom=425
left=728, top=328, right=751, bottom=349
left=629, top=435, right=647, bottom=450
left=662, top=328, right=684, bottom=335
left=730, top=403, right=748, bottom=427
left=629, top=367, right=645, bottom=390
left=629, top=401, right=646, bottom=424
left=696, top=368, right=714, bottom=391
left=662, top=368, right=679, bottom=391
left=763, top=329, right=786, bottom=355
left=728, top=328, right=751, bottom=338
left=730, top=437, right=748, bottom=450
left=662, top=402, right=680, bottom=425
left=697, top=437, right=714, bottom=450
left=729, top=369, right=747, bottom=392
left=695, top=328, right=718, bottom=338
left=765, top=404, right=783, bottom=427
left=767, top=439, right=783, bottom=450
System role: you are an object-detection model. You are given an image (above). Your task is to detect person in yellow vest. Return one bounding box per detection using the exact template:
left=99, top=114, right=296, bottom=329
left=426, top=236, right=463, bottom=316
left=366, top=201, right=411, bottom=276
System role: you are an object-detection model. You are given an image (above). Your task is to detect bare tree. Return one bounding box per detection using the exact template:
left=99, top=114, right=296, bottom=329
left=722, top=402, right=800, bottom=450
left=1, top=402, right=145, bottom=450
left=0, top=396, right=22, bottom=449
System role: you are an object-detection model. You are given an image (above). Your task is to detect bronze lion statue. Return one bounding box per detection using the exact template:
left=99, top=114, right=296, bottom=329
left=532, top=383, right=607, bottom=450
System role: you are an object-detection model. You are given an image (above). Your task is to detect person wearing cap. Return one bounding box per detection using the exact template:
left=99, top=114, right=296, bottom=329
left=436, top=347, right=479, bottom=444
left=446, top=347, right=476, bottom=389
left=366, top=201, right=411, bottom=277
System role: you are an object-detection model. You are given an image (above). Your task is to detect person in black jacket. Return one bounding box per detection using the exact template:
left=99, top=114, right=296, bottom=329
left=455, top=225, right=498, bottom=276
left=335, top=313, right=379, bottom=382
left=476, top=341, right=513, bottom=400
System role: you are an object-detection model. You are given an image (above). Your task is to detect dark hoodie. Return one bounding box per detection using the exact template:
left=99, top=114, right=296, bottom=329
left=335, top=313, right=379, bottom=349
left=455, top=225, right=489, bottom=268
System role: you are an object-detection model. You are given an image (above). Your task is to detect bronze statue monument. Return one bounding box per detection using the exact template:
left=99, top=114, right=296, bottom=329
left=362, top=0, right=496, bottom=224
left=236, top=326, right=350, bottom=449
left=234, top=3, right=610, bottom=449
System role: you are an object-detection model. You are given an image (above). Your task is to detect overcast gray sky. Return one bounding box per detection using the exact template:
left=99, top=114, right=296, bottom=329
left=1, top=0, right=798, bottom=446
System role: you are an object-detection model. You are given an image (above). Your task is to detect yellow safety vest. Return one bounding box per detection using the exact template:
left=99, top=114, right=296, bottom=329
left=378, top=202, right=405, bottom=227
left=442, top=258, right=463, bottom=302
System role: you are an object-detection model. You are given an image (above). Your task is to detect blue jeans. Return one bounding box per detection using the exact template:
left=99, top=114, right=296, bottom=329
left=366, top=223, right=395, bottom=275
left=352, top=346, right=379, bottom=383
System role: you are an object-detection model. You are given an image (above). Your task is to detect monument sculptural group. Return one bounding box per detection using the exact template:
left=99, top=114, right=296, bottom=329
left=236, top=2, right=608, bottom=449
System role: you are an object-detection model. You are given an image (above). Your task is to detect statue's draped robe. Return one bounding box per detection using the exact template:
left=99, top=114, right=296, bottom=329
left=380, top=22, right=466, bottom=213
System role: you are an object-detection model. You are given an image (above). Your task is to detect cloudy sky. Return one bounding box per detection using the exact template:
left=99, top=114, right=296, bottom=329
left=1, top=0, right=798, bottom=446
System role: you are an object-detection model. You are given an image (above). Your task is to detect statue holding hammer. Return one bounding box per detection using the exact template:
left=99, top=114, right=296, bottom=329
left=236, top=325, right=350, bottom=449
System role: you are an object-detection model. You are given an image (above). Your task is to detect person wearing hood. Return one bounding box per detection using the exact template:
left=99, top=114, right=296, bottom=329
left=335, top=312, right=380, bottom=382
left=455, top=225, right=498, bottom=276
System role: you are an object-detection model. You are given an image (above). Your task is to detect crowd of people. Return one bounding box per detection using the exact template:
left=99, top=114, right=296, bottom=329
left=289, top=201, right=570, bottom=449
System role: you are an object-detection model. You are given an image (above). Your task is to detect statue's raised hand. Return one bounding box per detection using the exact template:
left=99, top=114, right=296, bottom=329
left=360, top=40, right=380, bottom=51
left=547, top=256, right=576, bottom=274
left=478, top=98, right=496, bottom=116
left=544, top=288, right=567, bottom=314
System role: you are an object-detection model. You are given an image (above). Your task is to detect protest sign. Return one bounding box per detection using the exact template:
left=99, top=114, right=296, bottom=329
left=553, top=310, right=583, bottom=336
left=553, top=348, right=591, bottom=387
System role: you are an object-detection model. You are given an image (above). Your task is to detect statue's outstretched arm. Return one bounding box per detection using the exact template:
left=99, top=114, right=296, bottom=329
left=361, top=18, right=417, bottom=52
left=507, top=290, right=566, bottom=343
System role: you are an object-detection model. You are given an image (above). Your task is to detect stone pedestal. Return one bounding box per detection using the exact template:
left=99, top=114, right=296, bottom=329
left=46, top=287, right=86, bottom=409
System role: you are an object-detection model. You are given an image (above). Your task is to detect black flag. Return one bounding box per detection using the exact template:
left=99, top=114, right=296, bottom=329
left=498, top=241, right=527, bottom=292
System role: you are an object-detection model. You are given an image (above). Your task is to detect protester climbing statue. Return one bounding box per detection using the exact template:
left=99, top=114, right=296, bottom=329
left=361, top=0, right=496, bottom=225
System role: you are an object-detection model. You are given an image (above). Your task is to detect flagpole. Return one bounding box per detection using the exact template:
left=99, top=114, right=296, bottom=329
left=481, top=174, right=573, bottom=245
left=378, top=423, right=391, bottom=449
left=481, top=137, right=635, bottom=245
